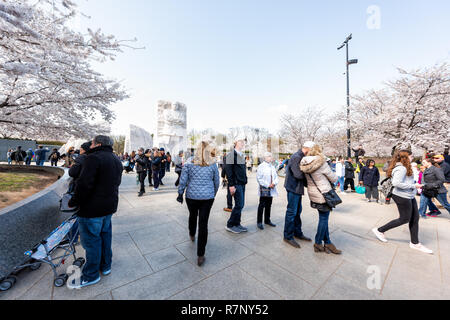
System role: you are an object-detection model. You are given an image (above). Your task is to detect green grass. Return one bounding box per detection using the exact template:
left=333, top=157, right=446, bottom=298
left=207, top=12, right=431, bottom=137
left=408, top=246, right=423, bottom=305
left=0, top=172, right=42, bottom=192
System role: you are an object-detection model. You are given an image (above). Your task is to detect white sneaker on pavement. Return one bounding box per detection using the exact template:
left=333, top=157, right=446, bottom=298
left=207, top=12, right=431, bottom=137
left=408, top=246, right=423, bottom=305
left=372, top=228, right=388, bottom=243
left=410, top=243, right=433, bottom=254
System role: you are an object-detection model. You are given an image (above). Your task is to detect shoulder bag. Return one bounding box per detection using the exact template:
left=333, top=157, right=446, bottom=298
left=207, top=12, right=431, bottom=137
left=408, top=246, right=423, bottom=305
left=308, top=174, right=342, bottom=208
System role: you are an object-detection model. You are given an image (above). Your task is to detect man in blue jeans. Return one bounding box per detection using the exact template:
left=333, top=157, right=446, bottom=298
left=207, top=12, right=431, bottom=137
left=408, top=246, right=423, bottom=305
left=283, top=141, right=313, bottom=248
left=68, top=135, right=123, bottom=289
left=224, top=138, right=248, bottom=234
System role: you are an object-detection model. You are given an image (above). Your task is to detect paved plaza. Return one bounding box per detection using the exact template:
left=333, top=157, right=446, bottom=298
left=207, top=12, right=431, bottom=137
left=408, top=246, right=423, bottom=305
left=2, top=170, right=450, bottom=300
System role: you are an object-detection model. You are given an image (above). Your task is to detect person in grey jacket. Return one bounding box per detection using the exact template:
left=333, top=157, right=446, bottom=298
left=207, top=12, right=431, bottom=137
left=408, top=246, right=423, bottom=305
left=372, top=151, right=432, bottom=254
left=419, top=158, right=450, bottom=217
left=177, top=141, right=220, bottom=267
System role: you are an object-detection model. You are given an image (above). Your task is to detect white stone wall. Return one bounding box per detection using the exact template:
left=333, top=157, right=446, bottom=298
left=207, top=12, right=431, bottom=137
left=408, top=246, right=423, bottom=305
left=156, top=101, right=187, bottom=155
left=124, top=124, right=153, bottom=154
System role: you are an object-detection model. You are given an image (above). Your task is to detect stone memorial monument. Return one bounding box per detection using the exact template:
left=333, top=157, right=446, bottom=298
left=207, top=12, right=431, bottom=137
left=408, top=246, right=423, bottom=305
left=156, top=101, right=187, bottom=156
left=124, top=124, right=154, bottom=154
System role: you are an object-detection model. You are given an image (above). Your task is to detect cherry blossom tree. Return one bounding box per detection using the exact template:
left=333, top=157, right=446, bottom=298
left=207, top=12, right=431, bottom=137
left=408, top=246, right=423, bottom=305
left=351, top=63, right=450, bottom=154
left=0, top=0, right=132, bottom=140
left=279, top=106, right=327, bottom=152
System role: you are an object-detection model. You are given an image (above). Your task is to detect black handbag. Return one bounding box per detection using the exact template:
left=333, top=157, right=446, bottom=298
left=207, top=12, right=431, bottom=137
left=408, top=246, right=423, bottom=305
left=422, top=185, right=439, bottom=198
left=260, top=186, right=272, bottom=197
left=308, top=174, right=342, bottom=208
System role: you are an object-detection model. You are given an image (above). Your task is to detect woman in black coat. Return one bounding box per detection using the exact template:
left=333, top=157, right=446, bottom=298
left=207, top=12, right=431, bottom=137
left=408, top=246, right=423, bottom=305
left=68, top=142, right=92, bottom=192
left=359, top=159, right=380, bottom=202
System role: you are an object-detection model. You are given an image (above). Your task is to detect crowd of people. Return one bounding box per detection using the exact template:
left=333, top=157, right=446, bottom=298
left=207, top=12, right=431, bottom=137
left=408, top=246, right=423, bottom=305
left=6, top=145, right=78, bottom=168
left=119, top=148, right=173, bottom=196
left=7, top=133, right=449, bottom=290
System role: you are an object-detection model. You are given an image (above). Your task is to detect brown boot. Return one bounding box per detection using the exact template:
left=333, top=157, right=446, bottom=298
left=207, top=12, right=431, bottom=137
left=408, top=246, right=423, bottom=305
left=190, top=235, right=195, bottom=242
left=314, top=243, right=326, bottom=253
left=198, top=256, right=205, bottom=266
left=324, top=243, right=342, bottom=255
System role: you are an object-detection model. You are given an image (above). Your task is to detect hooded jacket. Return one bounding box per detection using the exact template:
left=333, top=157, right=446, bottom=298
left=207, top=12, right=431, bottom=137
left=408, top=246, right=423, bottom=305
left=300, top=155, right=338, bottom=204
left=69, top=145, right=123, bottom=218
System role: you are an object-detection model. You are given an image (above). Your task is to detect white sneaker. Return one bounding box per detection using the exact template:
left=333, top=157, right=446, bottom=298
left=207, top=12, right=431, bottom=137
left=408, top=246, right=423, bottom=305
left=410, top=243, right=433, bottom=254
left=372, top=228, right=388, bottom=243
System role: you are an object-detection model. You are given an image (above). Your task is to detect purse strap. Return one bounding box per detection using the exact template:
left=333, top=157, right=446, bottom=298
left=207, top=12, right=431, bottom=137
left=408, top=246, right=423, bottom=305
left=308, top=174, right=323, bottom=194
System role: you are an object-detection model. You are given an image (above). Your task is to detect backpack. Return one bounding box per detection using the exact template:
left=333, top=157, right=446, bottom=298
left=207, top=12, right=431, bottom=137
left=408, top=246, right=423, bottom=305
left=380, top=177, right=394, bottom=198
left=51, top=152, right=58, bottom=160
left=15, top=151, right=24, bottom=162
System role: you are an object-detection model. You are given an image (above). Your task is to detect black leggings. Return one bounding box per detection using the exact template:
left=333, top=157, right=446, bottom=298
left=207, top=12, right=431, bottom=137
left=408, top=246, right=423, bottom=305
left=257, top=196, right=273, bottom=224
left=378, top=194, right=419, bottom=244
left=186, top=198, right=214, bottom=257
left=138, top=172, right=147, bottom=193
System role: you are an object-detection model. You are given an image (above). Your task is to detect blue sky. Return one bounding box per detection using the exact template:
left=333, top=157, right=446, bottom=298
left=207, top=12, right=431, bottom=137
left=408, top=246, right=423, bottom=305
left=72, top=0, right=450, bottom=135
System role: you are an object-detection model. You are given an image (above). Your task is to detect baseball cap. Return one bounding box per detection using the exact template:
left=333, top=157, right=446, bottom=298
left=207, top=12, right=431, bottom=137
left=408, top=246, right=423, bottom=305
left=433, top=154, right=444, bottom=160
left=303, top=141, right=316, bottom=149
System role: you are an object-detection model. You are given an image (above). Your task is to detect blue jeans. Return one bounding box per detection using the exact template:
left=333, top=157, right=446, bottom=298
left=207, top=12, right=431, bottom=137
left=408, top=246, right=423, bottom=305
left=227, top=185, right=245, bottom=228
left=315, top=211, right=331, bottom=245
left=418, top=194, right=440, bottom=216
left=35, top=157, right=44, bottom=166
left=78, top=215, right=113, bottom=282
left=284, top=192, right=304, bottom=240
left=336, top=177, right=345, bottom=192
left=436, top=192, right=450, bottom=214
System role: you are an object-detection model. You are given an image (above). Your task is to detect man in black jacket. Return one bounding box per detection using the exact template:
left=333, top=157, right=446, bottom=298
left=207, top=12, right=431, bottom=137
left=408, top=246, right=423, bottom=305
left=344, top=157, right=356, bottom=192
left=283, top=141, right=313, bottom=248
left=224, top=138, right=248, bottom=234
left=159, top=148, right=167, bottom=185
left=352, top=145, right=365, bottom=163
left=135, top=148, right=150, bottom=197
left=67, top=135, right=123, bottom=289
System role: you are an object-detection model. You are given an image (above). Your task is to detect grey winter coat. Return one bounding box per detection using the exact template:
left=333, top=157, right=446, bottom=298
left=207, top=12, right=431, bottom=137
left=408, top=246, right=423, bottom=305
left=300, top=155, right=338, bottom=204
left=423, top=165, right=447, bottom=194
left=178, top=162, right=220, bottom=200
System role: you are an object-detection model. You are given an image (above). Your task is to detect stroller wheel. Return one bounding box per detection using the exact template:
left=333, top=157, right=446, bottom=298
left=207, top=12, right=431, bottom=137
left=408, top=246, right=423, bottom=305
left=54, top=274, right=68, bottom=287
left=30, top=262, right=42, bottom=271
left=0, top=276, right=17, bottom=291
left=73, top=258, right=86, bottom=268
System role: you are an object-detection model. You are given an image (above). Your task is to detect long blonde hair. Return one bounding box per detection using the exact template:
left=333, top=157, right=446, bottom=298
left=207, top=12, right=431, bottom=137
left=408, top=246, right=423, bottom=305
left=193, top=141, right=217, bottom=167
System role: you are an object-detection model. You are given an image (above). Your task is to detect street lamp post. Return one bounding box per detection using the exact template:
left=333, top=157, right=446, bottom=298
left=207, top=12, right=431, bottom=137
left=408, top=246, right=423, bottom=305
left=338, top=34, right=358, bottom=158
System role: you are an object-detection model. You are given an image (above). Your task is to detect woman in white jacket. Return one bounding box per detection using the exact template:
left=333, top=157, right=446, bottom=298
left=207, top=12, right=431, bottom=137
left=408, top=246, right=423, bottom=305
left=256, top=152, right=279, bottom=230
